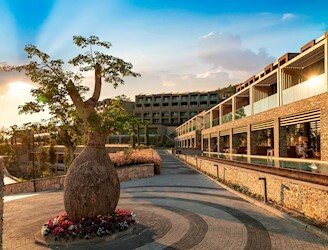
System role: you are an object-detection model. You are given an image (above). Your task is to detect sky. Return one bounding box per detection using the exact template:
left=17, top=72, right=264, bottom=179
left=0, top=0, right=327, bottom=128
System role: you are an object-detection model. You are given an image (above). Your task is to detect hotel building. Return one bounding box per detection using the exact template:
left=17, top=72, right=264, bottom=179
left=176, top=32, right=328, bottom=161
left=134, top=88, right=235, bottom=126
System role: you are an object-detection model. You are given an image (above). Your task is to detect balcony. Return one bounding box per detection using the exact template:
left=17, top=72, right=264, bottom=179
left=253, top=94, right=278, bottom=114
left=282, top=74, right=326, bottom=105
left=235, top=105, right=251, bottom=120
left=212, top=119, right=219, bottom=127
left=200, top=97, right=208, bottom=101
left=222, top=112, right=232, bottom=124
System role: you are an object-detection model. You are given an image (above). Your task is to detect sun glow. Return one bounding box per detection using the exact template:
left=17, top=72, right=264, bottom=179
left=7, top=81, right=35, bottom=96
left=307, top=75, right=321, bottom=86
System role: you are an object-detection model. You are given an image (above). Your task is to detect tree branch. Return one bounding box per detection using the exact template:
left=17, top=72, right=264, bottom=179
left=86, top=63, right=102, bottom=106
left=67, top=80, right=87, bottom=118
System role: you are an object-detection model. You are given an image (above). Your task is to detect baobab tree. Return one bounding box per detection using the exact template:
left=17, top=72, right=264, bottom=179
left=0, top=36, right=140, bottom=220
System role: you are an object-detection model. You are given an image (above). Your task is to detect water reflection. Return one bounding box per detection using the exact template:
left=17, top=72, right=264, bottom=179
left=205, top=153, right=328, bottom=175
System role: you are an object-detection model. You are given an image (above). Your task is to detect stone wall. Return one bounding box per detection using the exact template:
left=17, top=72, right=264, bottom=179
left=116, top=163, right=154, bottom=182
left=176, top=154, right=328, bottom=224
left=4, top=164, right=154, bottom=196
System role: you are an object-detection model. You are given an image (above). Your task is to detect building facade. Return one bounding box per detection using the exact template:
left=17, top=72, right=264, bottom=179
left=176, top=32, right=328, bottom=161
left=134, top=88, right=235, bottom=126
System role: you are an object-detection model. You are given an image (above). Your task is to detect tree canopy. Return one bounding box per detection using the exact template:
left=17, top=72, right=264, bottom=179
left=0, top=35, right=140, bottom=137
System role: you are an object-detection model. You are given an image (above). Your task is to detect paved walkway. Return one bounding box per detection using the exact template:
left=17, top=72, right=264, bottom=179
left=3, top=151, right=328, bottom=249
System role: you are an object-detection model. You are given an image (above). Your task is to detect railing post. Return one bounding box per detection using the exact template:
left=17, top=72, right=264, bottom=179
left=259, top=177, right=268, bottom=203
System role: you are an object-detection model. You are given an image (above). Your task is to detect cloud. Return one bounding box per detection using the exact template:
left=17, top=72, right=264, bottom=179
left=282, top=13, right=296, bottom=21
left=162, top=81, right=176, bottom=87
left=198, top=31, right=275, bottom=72
left=0, top=71, right=32, bottom=94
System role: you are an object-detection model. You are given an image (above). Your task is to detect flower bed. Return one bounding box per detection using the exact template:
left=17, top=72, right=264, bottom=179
left=109, top=148, right=161, bottom=173
left=41, top=209, right=136, bottom=241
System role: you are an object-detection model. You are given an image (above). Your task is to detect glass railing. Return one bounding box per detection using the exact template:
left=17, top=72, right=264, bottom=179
left=205, top=122, right=211, bottom=129
left=212, top=119, right=219, bottom=126
left=282, top=74, right=326, bottom=105
left=222, top=112, right=232, bottom=124
left=235, top=104, right=251, bottom=120
left=253, top=93, right=278, bottom=114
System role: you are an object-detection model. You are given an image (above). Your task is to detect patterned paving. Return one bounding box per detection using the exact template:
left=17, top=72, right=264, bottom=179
left=3, top=150, right=328, bottom=249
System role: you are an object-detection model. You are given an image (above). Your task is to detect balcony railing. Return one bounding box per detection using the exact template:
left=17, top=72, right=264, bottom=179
left=212, top=119, right=219, bottom=127
left=235, top=105, right=251, bottom=120
left=253, top=93, right=277, bottom=114
left=282, top=74, right=326, bottom=105
left=222, top=112, right=232, bottom=124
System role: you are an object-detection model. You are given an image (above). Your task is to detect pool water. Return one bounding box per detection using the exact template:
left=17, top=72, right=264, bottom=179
left=206, top=153, right=328, bottom=175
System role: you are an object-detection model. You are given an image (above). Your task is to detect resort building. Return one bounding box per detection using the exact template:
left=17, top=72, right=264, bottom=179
left=176, top=32, right=328, bottom=161
left=134, top=88, right=235, bottom=126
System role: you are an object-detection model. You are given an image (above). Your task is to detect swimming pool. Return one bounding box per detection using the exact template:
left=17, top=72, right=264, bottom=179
left=204, top=153, right=328, bottom=175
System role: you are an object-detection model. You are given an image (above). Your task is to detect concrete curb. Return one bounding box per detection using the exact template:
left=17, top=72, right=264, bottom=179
left=173, top=154, right=328, bottom=241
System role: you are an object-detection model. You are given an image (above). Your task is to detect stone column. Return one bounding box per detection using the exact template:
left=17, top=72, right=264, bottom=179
left=219, top=105, right=223, bottom=125
left=274, top=118, right=287, bottom=157
left=321, top=97, right=328, bottom=160
left=247, top=124, right=251, bottom=155
left=219, top=135, right=224, bottom=153
left=229, top=128, right=233, bottom=153
left=232, top=133, right=239, bottom=154
left=250, top=130, right=258, bottom=155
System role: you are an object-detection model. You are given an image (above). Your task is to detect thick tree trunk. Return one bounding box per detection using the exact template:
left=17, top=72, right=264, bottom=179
left=64, top=131, right=120, bottom=220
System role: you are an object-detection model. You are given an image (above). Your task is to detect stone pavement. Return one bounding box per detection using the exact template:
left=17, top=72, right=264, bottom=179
left=3, top=150, right=328, bottom=249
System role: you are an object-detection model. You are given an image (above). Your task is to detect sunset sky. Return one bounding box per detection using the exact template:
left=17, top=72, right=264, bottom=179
left=0, top=0, right=327, bottom=128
